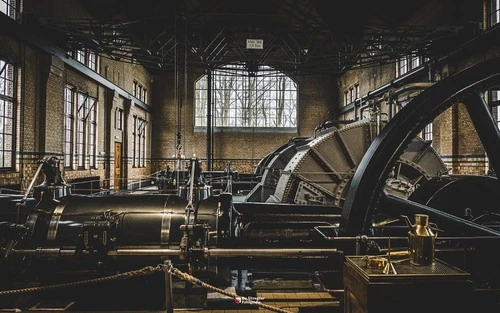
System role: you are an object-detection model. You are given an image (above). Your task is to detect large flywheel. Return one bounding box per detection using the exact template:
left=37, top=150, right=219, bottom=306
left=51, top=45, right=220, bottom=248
left=256, top=119, right=447, bottom=208
left=340, top=57, right=500, bottom=237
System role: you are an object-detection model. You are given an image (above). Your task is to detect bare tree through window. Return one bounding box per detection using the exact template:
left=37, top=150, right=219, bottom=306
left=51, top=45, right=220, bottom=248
left=195, top=64, right=297, bottom=129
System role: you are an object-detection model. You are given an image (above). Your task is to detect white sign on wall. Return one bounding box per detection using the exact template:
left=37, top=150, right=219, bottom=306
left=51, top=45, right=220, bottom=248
left=246, top=39, right=264, bottom=49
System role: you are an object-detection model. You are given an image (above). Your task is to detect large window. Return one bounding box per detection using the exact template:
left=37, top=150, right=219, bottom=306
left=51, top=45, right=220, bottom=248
left=72, top=49, right=98, bottom=72
left=421, top=123, right=433, bottom=142
left=396, top=51, right=427, bottom=77
left=64, top=85, right=75, bottom=168
left=76, top=93, right=97, bottom=169
left=133, top=80, right=147, bottom=103
left=0, top=59, right=15, bottom=169
left=491, top=90, right=500, bottom=128
left=491, top=0, right=500, bottom=27
left=114, top=107, right=123, bottom=130
left=195, top=64, right=297, bottom=129
left=133, top=116, right=147, bottom=167
left=0, top=0, right=18, bottom=19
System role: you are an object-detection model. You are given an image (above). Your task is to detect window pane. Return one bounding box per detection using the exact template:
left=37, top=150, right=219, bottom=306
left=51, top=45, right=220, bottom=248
left=195, top=64, right=297, bottom=128
left=64, top=86, right=75, bottom=167
left=0, top=59, right=15, bottom=169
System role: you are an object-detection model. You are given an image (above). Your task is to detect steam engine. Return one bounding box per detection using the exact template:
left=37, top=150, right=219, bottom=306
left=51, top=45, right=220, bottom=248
left=4, top=57, right=500, bottom=312
left=0, top=156, right=343, bottom=311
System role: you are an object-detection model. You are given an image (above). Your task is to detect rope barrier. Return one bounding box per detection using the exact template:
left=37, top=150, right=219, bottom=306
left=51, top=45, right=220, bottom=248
left=0, top=266, right=160, bottom=296
left=0, top=261, right=294, bottom=313
left=167, top=264, right=294, bottom=313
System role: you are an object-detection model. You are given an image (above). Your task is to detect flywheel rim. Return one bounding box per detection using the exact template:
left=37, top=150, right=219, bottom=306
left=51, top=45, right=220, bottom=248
left=340, top=57, right=500, bottom=236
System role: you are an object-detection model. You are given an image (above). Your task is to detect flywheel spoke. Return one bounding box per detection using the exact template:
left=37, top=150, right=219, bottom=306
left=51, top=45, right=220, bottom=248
left=464, top=90, right=500, bottom=175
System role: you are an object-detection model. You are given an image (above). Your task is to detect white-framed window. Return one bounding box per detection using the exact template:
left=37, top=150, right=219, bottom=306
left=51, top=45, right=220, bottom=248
left=88, top=103, right=97, bottom=168
left=72, top=49, right=98, bottom=71
left=133, top=81, right=147, bottom=103
left=344, top=84, right=360, bottom=106
left=397, top=55, right=409, bottom=76
left=396, top=51, right=428, bottom=77
left=114, top=107, right=123, bottom=130
left=491, top=0, right=500, bottom=27
left=0, top=58, right=15, bottom=169
left=133, top=81, right=138, bottom=97
left=76, top=93, right=97, bottom=169
left=133, top=115, right=147, bottom=167
left=421, top=123, right=433, bottom=142
left=491, top=90, right=500, bottom=128
left=195, top=64, right=297, bottom=128
left=0, top=0, right=19, bottom=20
left=64, top=85, right=75, bottom=168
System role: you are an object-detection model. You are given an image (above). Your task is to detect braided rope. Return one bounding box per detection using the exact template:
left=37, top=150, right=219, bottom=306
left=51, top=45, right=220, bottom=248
left=169, top=267, right=293, bottom=313
left=0, top=266, right=159, bottom=296
left=1, top=262, right=295, bottom=313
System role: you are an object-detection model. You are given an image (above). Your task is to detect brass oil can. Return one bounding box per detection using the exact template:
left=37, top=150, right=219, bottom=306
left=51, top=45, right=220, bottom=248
left=402, top=214, right=437, bottom=266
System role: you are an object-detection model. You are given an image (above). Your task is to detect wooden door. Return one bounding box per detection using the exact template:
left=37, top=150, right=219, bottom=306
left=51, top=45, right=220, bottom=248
left=114, top=142, right=122, bottom=190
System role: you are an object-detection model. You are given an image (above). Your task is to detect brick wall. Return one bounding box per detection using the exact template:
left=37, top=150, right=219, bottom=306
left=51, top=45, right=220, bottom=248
left=1, top=0, right=499, bottom=193
left=150, top=72, right=336, bottom=174
left=0, top=0, right=154, bottom=192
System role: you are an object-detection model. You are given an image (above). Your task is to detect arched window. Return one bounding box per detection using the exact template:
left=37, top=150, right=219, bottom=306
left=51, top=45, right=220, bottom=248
left=0, top=59, right=15, bottom=169
left=195, top=64, right=297, bottom=130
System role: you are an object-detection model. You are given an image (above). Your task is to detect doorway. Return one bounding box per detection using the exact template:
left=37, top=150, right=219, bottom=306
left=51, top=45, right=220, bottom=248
left=114, top=142, right=122, bottom=190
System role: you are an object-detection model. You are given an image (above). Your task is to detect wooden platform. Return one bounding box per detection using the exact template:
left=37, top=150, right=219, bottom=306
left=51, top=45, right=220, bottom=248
left=177, top=291, right=340, bottom=313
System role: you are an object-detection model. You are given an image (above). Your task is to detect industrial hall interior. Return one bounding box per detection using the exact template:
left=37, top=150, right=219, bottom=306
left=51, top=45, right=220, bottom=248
left=2, top=0, right=500, bottom=312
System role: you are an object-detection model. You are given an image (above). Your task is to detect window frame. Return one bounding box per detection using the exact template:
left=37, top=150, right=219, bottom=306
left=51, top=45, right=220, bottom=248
left=115, top=107, right=123, bottom=130
left=72, top=48, right=98, bottom=72
left=0, top=0, right=19, bottom=20
left=396, top=51, right=428, bottom=77
left=76, top=93, right=98, bottom=169
left=194, top=64, right=298, bottom=130
left=133, top=115, right=147, bottom=168
left=133, top=80, right=138, bottom=97
left=490, top=0, right=500, bottom=27
left=490, top=90, right=500, bottom=128
left=64, top=85, right=75, bottom=168
left=0, top=58, right=16, bottom=170
left=421, top=123, right=433, bottom=142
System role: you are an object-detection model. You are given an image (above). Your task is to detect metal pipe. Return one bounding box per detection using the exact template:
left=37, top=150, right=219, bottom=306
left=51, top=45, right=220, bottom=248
left=13, top=247, right=339, bottom=258
left=109, top=249, right=181, bottom=256
left=386, top=82, right=435, bottom=100
left=12, top=248, right=180, bottom=257
left=207, top=248, right=338, bottom=257
left=22, top=161, right=44, bottom=202
left=12, top=248, right=79, bottom=256
left=206, top=69, right=212, bottom=171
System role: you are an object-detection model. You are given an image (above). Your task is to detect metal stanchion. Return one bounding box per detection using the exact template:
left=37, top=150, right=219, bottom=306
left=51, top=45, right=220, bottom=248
left=164, top=260, right=174, bottom=313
